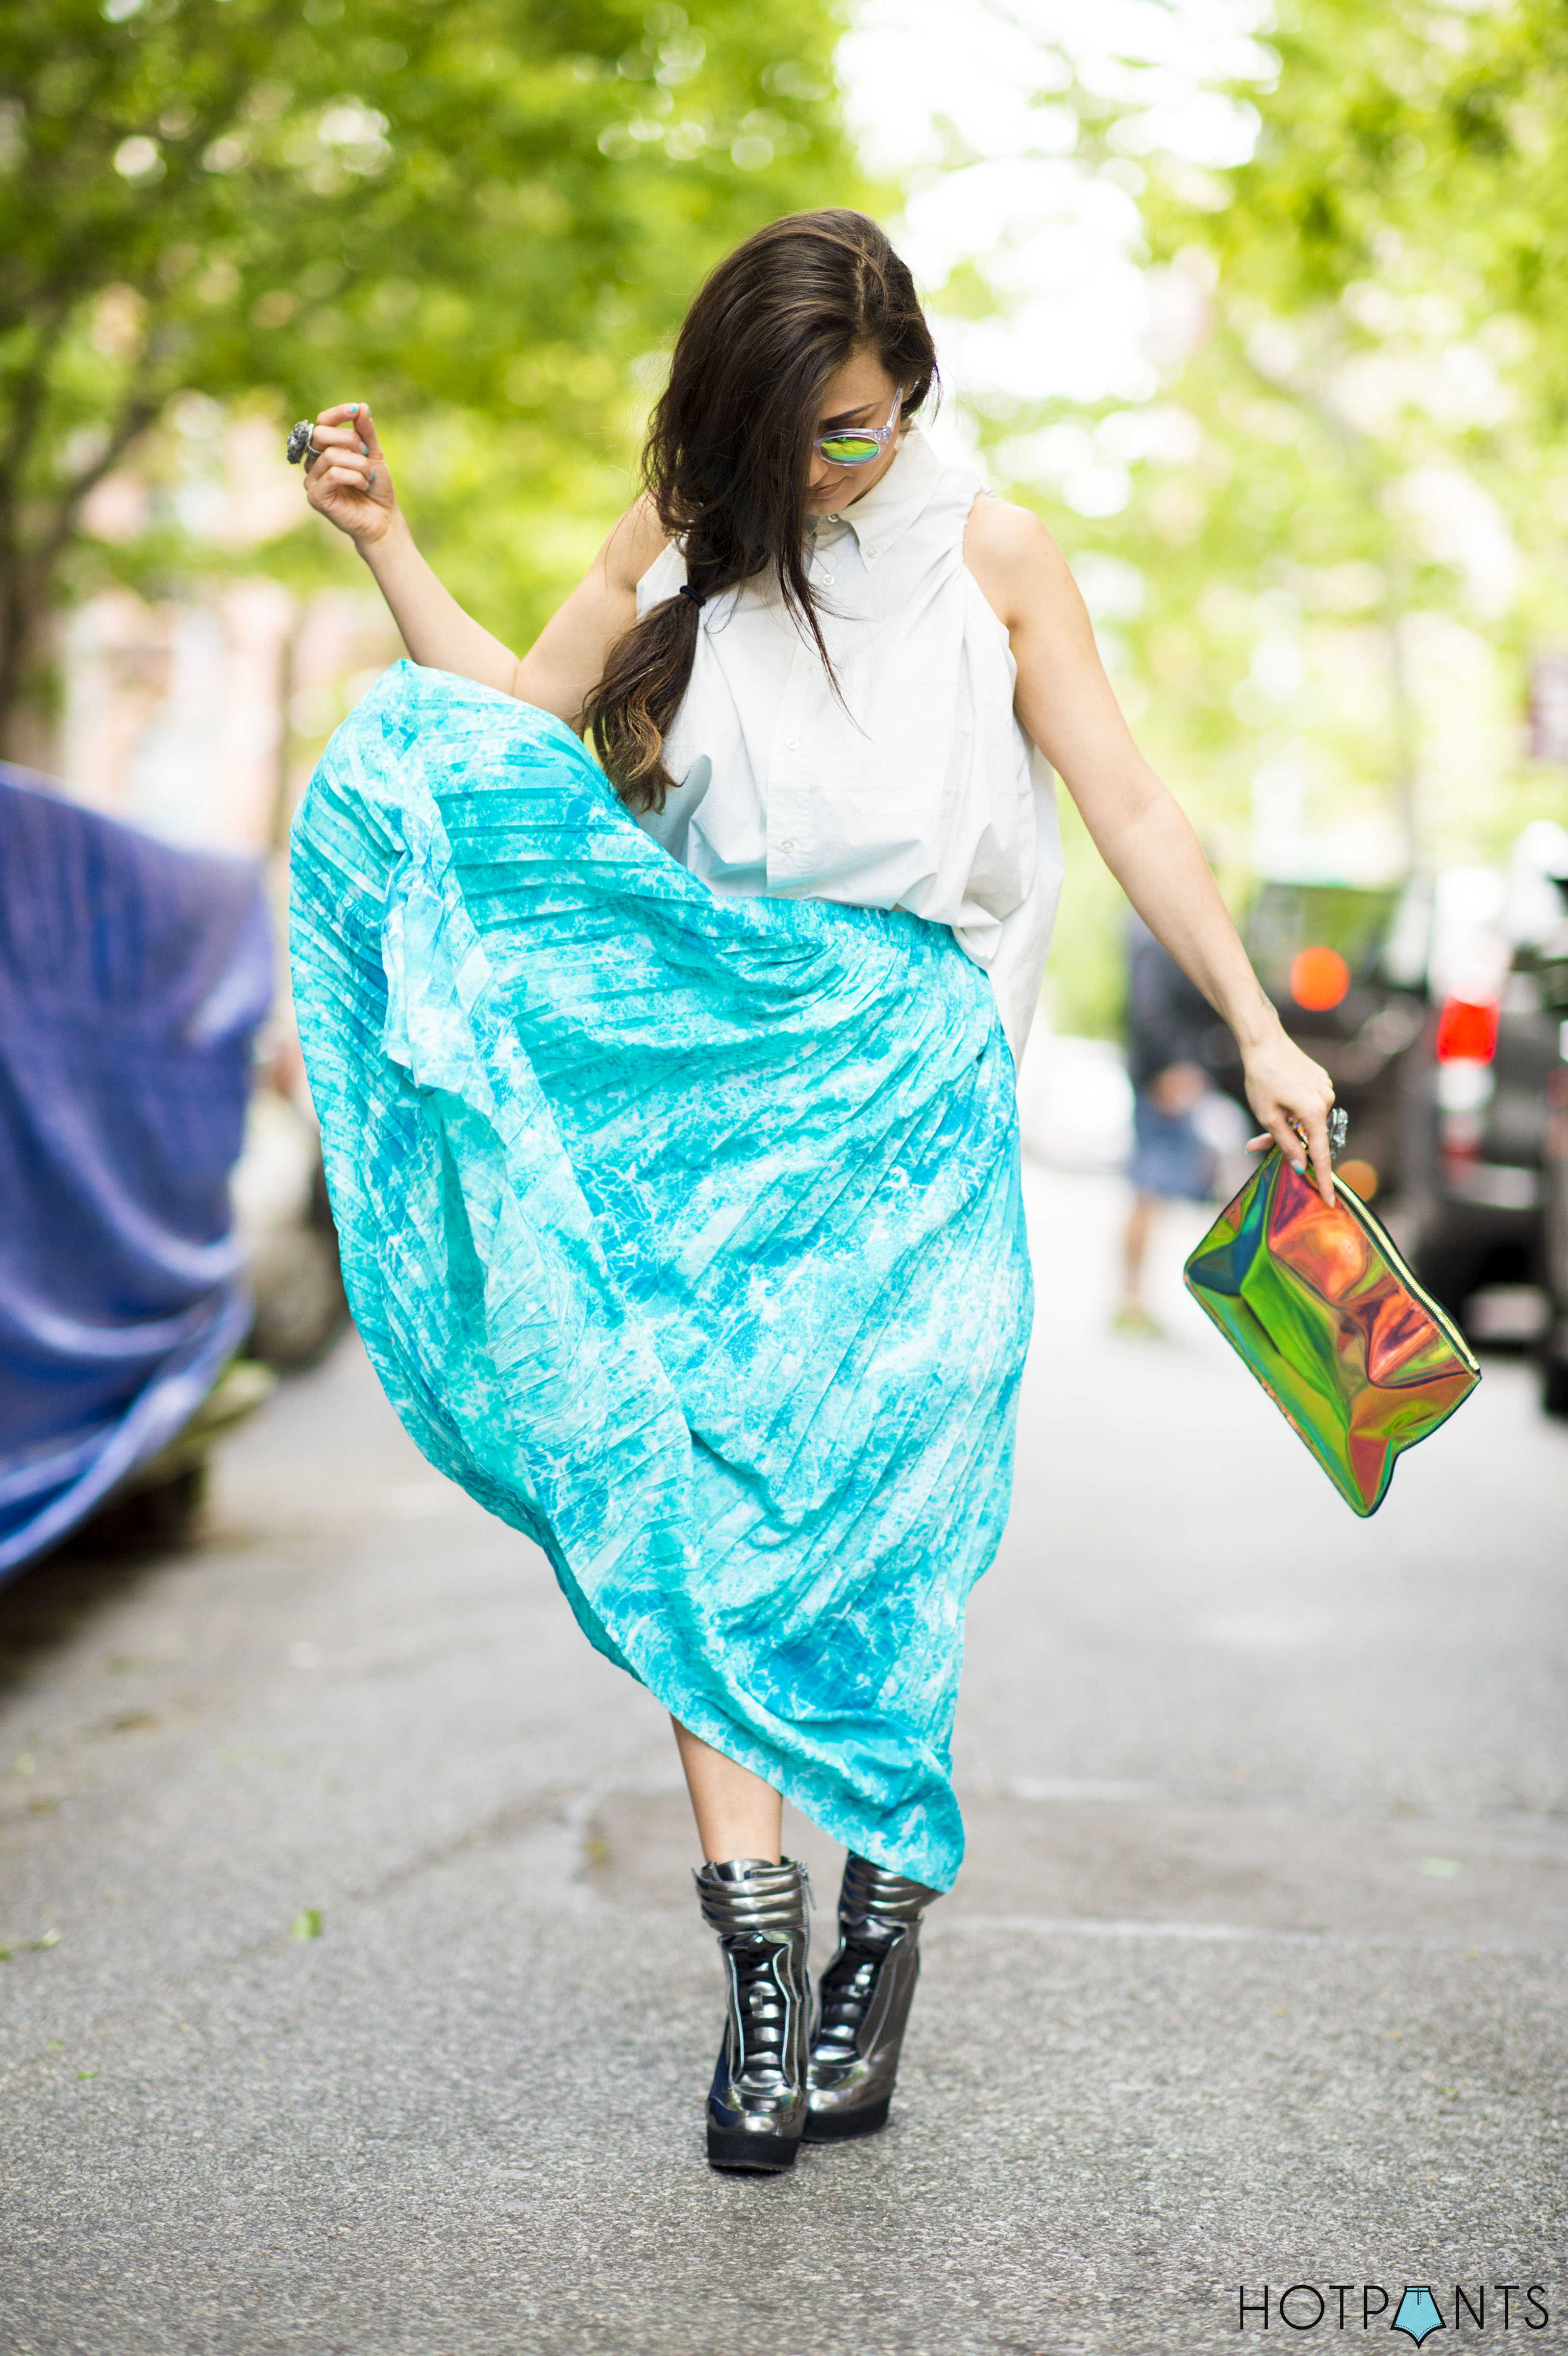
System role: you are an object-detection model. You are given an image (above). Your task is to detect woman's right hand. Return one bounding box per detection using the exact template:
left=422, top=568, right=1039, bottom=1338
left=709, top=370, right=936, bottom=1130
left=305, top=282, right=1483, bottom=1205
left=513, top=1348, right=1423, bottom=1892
left=300, top=402, right=398, bottom=548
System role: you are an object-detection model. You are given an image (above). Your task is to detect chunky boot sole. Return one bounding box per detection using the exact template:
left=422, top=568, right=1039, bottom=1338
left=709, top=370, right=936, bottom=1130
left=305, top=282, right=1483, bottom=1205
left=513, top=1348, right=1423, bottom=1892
left=707, top=2124, right=801, bottom=2172
left=802, top=2095, right=891, bottom=2143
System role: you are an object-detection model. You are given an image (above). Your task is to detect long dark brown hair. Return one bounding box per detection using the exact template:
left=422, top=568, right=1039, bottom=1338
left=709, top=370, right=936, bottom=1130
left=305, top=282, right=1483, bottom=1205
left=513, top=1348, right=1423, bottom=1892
left=583, top=209, right=938, bottom=812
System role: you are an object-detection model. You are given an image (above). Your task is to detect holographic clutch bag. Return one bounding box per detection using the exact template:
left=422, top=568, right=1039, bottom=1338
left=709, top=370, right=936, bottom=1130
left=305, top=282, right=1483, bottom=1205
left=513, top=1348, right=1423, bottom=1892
left=1184, top=1147, right=1480, bottom=1517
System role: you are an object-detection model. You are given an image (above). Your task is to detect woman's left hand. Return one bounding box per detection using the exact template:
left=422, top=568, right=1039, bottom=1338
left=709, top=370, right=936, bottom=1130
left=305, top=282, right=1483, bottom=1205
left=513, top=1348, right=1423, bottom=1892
left=1240, top=1023, right=1337, bottom=1203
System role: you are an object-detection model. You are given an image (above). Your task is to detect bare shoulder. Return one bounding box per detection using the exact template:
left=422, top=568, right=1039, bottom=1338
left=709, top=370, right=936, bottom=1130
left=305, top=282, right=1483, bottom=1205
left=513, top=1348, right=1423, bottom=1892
left=963, top=494, right=1087, bottom=632
left=599, top=492, right=672, bottom=594
left=964, top=493, right=1070, bottom=580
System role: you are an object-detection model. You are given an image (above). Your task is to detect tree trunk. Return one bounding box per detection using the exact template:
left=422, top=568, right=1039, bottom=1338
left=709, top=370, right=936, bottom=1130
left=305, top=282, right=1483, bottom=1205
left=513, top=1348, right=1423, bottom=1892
left=0, top=560, right=43, bottom=767
left=0, top=378, right=159, bottom=763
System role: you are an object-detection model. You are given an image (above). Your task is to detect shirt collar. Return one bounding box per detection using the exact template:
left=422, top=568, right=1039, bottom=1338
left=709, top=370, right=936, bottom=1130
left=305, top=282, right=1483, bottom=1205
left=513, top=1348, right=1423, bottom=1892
left=814, top=423, right=944, bottom=566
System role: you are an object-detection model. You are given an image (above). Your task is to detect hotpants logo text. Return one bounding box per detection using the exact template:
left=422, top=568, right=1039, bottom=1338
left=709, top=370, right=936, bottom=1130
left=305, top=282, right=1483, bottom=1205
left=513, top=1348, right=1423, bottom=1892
left=1237, top=2283, right=1550, bottom=2336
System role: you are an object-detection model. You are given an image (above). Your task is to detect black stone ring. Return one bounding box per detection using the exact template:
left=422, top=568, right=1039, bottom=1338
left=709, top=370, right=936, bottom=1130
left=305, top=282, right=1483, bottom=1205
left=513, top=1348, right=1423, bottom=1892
left=285, top=420, right=317, bottom=466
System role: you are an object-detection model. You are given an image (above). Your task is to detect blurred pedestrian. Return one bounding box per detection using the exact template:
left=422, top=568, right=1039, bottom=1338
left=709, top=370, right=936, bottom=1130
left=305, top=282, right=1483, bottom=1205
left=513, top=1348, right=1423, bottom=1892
left=1117, top=910, right=1223, bottom=1336
left=288, top=209, right=1334, bottom=2177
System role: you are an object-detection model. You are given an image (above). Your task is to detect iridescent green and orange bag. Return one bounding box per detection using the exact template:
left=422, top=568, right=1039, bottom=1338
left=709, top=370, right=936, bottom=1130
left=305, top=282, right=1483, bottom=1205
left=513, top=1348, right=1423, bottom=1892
left=1184, top=1145, right=1480, bottom=1517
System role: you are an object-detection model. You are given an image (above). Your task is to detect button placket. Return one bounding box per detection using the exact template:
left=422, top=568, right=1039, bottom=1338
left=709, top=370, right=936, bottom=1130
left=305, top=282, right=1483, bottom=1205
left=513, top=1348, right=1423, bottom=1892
left=768, top=639, right=821, bottom=884
left=813, top=519, right=846, bottom=591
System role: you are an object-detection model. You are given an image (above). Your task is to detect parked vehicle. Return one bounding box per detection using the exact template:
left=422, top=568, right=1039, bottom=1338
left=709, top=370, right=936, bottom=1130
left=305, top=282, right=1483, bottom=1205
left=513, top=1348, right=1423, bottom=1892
left=1401, top=825, right=1568, bottom=1331
left=1241, top=878, right=1429, bottom=1203
left=1532, top=965, right=1568, bottom=1416
left=0, top=764, right=349, bottom=1580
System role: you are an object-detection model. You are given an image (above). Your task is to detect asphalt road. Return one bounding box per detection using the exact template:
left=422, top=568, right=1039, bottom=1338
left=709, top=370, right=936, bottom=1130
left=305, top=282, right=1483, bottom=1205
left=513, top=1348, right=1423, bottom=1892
left=2, top=1169, right=1565, bottom=2356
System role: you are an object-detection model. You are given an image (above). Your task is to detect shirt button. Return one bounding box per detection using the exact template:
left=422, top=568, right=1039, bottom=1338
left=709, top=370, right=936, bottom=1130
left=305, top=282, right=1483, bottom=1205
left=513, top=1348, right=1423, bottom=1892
left=818, top=572, right=834, bottom=586
left=785, top=737, right=800, bottom=751
left=780, top=838, right=796, bottom=852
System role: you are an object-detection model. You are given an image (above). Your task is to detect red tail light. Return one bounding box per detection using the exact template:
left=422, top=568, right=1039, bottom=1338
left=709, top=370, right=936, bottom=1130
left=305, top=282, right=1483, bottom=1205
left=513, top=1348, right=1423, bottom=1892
left=1435, top=996, right=1499, bottom=1062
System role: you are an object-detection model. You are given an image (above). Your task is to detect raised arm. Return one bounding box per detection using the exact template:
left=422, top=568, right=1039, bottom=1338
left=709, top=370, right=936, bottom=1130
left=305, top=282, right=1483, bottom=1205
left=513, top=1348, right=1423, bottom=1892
left=300, top=401, right=668, bottom=728
left=964, top=495, right=1336, bottom=1200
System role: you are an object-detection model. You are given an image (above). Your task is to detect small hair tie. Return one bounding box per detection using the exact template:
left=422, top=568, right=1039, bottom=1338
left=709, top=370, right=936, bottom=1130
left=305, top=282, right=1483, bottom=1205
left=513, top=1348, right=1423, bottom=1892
left=677, top=582, right=706, bottom=609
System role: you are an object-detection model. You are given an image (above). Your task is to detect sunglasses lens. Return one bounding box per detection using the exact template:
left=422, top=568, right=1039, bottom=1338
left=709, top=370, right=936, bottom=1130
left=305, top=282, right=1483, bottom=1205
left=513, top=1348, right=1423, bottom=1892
left=817, top=434, right=881, bottom=464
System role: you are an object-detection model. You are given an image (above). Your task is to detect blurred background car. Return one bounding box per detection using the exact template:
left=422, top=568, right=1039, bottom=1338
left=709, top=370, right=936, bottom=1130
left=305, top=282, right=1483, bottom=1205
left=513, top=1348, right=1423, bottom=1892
left=1542, top=1060, right=1568, bottom=1416
left=1020, top=877, right=1428, bottom=1205
left=1398, top=824, right=1568, bottom=1363
left=1023, top=834, right=1568, bottom=1417
left=0, top=764, right=349, bottom=1580
left=1236, top=877, right=1430, bottom=1209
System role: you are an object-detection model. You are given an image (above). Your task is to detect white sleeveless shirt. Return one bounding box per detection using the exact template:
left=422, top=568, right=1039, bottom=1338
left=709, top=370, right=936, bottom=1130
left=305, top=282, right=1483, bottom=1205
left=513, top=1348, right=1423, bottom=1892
left=633, top=425, right=1064, bottom=1061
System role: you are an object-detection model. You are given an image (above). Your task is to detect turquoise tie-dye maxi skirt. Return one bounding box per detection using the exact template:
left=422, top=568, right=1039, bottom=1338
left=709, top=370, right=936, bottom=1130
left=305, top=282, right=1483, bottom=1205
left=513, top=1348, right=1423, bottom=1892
left=289, top=664, right=1032, bottom=1890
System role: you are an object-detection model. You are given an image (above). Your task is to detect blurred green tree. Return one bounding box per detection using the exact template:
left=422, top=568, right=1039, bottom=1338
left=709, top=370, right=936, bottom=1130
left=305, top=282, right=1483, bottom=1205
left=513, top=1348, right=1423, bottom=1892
left=1094, top=0, right=1568, bottom=882
left=1163, top=0, right=1568, bottom=376
left=937, top=0, right=1568, bottom=1040
left=0, top=0, right=858, bottom=747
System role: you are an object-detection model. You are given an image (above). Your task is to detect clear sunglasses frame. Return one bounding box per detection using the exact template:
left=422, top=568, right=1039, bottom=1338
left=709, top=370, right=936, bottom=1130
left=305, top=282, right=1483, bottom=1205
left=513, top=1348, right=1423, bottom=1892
left=812, top=384, right=905, bottom=467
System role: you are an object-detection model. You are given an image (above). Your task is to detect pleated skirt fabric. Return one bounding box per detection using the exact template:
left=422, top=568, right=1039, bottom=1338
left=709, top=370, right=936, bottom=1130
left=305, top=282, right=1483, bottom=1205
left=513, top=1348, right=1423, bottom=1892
left=289, top=664, right=1033, bottom=1888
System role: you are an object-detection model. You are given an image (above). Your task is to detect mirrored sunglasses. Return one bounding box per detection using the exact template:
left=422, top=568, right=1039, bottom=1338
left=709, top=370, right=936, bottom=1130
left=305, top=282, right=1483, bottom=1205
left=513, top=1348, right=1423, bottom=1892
left=812, top=384, right=904, bottom=466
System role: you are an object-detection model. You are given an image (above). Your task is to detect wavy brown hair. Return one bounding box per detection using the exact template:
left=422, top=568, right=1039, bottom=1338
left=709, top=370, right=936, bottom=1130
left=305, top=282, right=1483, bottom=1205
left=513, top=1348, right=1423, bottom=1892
left=583, top=209, right=938, bottom=812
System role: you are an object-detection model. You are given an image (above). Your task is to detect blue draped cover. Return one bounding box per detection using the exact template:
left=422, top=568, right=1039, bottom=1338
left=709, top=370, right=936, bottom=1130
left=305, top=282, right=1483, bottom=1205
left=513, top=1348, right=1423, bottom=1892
left=0, top=770, right=271, bottom=1579
left=289, top=665, right=1032, bottom=1886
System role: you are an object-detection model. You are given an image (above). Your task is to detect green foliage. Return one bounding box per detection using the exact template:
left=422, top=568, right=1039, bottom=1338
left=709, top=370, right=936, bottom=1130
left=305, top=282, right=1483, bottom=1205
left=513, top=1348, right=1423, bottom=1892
left=949, top=0, right=1568, bottom=995
left=1182, top=0, right=1568, bottom=386
left=1117, top=0, right=1568, bottom=877
left=0, top=0, right=862, bottom=728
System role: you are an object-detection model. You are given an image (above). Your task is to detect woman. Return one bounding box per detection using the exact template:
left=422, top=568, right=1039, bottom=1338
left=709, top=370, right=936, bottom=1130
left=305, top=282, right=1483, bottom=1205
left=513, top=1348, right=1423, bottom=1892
left=290, top=209, right=1333, bottom=2174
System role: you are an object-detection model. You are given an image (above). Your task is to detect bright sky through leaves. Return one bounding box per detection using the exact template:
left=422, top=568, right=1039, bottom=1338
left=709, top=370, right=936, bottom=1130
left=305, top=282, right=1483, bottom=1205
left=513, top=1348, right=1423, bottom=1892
left=839, top=0, right=1273, bottom=440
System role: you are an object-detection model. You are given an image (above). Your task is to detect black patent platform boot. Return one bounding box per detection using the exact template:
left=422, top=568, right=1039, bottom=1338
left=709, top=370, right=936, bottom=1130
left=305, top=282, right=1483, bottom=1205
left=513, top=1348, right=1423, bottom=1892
left=803, top=1852, right=939, bottom=2142
left=696, top=1856, right=812, bottom=2173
